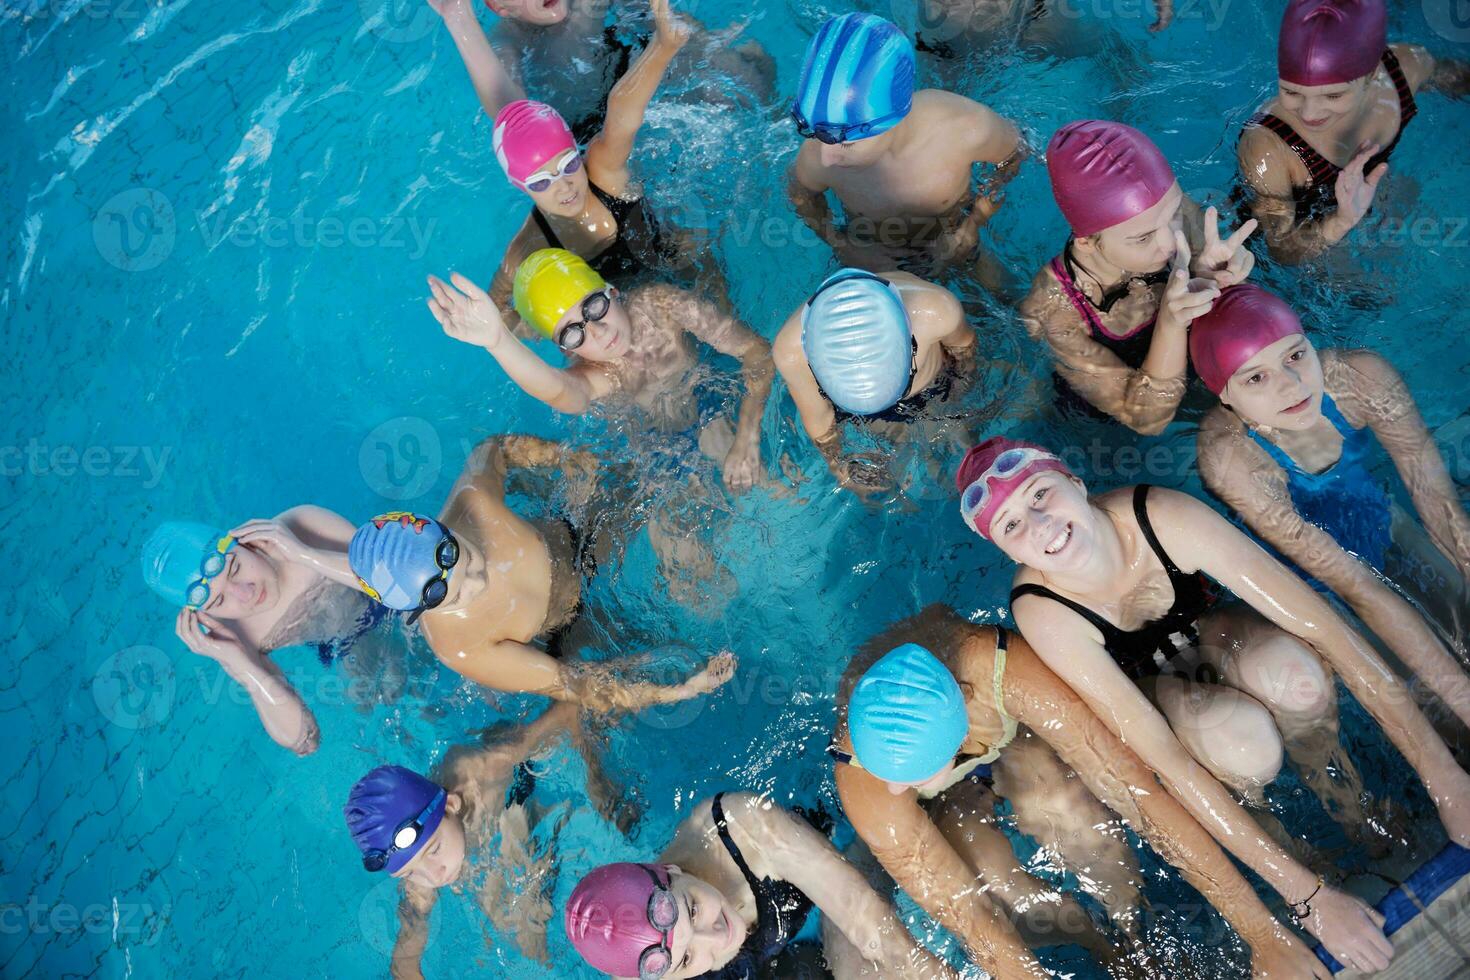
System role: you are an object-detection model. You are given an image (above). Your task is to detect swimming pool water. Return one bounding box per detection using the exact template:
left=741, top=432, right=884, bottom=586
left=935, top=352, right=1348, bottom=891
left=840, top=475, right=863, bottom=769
left=4, top=0, right=1469, bottom=976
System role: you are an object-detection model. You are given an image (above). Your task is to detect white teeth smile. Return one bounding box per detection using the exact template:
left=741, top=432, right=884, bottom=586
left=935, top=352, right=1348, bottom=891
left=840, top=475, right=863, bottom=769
left=1044, top=525, right=1071, bottom=555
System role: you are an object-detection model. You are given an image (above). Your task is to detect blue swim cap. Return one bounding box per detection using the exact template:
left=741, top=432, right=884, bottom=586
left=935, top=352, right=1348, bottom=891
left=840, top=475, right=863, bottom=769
left=141, top=521, right=230, bottom=608
left=793, top=13, right=916, bottom=141
left=849, top=643, right=969, bottom=783
left=802, top=269, right=913, bottom=416
left=343, top=765, right=447, bottom=874
left=348, top=513, right=452, bottom=614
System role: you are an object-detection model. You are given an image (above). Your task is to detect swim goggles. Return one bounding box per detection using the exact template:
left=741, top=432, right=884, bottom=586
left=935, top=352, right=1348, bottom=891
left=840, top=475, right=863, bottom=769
left=355, top=527, right=460, bottom=623
left=523, top=152, right=583, bottom=193
left=635, top=864, right=679, bottom=980
left=361, top=787, right=446, bottom=872
left=959, top=447, right=1062, bottom=535
left=791, top=106, right=908, bottom=145
left=555, top=287, right=613, bottom=352
left=185, top=535, right=237, bottom=609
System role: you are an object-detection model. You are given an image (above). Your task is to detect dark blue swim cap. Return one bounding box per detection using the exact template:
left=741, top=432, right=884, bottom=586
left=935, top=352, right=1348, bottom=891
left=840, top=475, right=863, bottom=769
left=343, top=765, right=446, bottom=874
left=348, top=513, right=453, bottom=614
left=793, top=13, right=916, bottom=141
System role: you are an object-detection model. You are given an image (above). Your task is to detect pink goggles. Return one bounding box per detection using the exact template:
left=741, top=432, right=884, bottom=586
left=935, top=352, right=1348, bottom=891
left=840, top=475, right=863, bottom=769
left=959, top=447, right=1069, bottom=539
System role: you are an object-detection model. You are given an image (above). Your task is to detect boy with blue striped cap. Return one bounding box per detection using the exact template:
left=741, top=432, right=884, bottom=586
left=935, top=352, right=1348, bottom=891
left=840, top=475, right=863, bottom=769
left=787, top=12, right=1024, bottom=277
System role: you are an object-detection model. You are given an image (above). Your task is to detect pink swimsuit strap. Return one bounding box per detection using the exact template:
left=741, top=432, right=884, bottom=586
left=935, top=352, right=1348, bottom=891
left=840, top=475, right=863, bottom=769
left=1047, top=255, right=1155, bottom=343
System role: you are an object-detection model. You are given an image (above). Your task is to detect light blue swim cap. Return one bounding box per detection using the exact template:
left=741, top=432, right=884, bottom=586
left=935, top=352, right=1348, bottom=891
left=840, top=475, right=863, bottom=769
left=348, top=512, right=452, bottom=614
left=793, top=13, right=916, bottom=140
left=141, top=521, right=229, bottom=608
left=849, top=643, right=969, bottom=783
left=802, top=269, right=913, bottom=416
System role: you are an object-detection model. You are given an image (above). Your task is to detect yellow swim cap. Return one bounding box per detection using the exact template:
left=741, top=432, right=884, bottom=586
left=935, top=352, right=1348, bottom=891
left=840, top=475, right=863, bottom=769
left=512, top=248, right=607, bottom=339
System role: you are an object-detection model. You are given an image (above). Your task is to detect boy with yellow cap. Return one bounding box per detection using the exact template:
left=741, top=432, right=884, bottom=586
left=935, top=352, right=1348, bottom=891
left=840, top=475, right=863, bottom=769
left=428, top=249, right=773, bottom=495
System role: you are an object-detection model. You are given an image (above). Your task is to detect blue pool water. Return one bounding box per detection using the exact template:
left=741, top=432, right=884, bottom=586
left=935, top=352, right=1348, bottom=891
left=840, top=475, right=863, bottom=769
left=4, top=0, right=1470, bottom=976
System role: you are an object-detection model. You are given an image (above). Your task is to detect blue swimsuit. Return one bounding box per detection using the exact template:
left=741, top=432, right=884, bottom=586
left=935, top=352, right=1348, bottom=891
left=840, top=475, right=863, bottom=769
left=1246, top=393, right=1393, bottom=572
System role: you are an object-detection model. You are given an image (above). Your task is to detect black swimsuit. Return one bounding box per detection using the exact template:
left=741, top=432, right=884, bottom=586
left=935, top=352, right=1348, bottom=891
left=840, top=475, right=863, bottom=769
left=1243, top=49, right=1418, bottom=224
left=699, top=793, right=816, bottom=980
left=530, top=179, right=672, bottom=282
left=1010, top=485, right=1217, bottom=681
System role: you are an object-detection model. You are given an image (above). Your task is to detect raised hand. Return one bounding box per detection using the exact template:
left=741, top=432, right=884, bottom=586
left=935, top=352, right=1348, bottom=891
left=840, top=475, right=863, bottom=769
left=1157, top=227, right=1220, bottom=331
left=1331, top=142, right=1388, bottom=238
left=428, top=272, right=511, bottom=350
left=175, top=608, right=250, bottom=663
left=230, top=518, right=311, bottom=566
left=1194, top=206, right=1258, bottom=288
left=650, top=0, right=694, bottom=49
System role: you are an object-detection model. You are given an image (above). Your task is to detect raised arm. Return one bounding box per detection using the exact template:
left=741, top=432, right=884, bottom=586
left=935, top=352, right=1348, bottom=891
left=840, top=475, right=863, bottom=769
left=1012, top=593, right=1392, bottom=970
left=584, top=0, right=691, bottom=192
left=428, top=0, right=525, bottom=120
left=230, top=505, right=359, bottom=591
left=720, top=792, right=959, bottom=980
left=1198, top=410, right=1470, bottom=731
left=428, top=271, right=607, bottom=414
left=1006, top=647, right=1330, bottom=978
left=832, top=764, right=1047, bottom=979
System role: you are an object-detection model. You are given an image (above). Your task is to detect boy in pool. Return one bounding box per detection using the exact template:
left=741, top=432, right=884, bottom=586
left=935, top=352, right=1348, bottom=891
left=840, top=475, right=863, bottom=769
left=833, top=607, right=1331, bottom=979
left=786, top=13, right=1025, bottom=279
left=773, top=268, right=975, bottom=497
left=1020, top=120, right=1256, bottom=433
left=430, top=249, right=773, bottom=494
left=348, top=435, right=735, bottom=710
left=141, top=507, right=399, bottom=756
left=345, top=702, right=634, bottom=971
left=1237, top=0, right=1470, bottom=265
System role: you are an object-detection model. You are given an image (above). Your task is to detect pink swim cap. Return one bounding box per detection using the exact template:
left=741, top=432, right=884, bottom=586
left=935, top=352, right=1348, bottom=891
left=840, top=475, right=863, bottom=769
left=565, top=862, right=671, bottom=976
left=1278, top=0, right=1386, bottom=86
left=492, top=100, right=576, bottom=190
left=956, top=437, right=1074, bottom=541
left=1046, top=121, right=1176, bottom=237
left=1189, top=285, right=1306, bottom=395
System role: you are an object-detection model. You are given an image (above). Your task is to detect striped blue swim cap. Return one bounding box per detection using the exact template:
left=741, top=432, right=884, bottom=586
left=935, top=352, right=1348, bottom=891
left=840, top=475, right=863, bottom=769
left=793, top=13, right=916, bottom=141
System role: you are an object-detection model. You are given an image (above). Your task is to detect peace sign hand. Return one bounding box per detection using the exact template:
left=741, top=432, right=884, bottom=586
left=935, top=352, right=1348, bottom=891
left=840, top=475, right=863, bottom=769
left=428, top=272, right=510, bottom=350
left=1157, top=228, right=1221, bottom=332
left=1194, top=206, right=1257, bottom=288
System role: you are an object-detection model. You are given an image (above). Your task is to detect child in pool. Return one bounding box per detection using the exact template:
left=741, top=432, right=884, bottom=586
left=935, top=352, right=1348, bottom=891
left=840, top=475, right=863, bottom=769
left=833, top=606, right=1330, bottom=979
left=1237, top=0, right=1470, bottom=265
left=785, top=14, right=1026, bottom=279
left=141, top=507, right=395, bottom=756
left=1018, top=120, right=1257, bottom=434
left=1192, top=284, right=1470, bottom=729
left=961, top=436, right=1470, bottom=974
left=430, top=249, right=773, bottom=494
left=772, top=268, right=975, bottom=497
left=344, top=704, right=634, bottom=971
left=564, top=794, right=956, bottom=980
left=347, top=435, right=734, bottom=710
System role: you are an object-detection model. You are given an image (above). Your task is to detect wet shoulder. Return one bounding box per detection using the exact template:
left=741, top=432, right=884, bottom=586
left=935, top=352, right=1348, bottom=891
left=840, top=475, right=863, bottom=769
left=1017, top=263, right=1075, bottom=337
left=1323, top=347, right=1405, bottom=428
left=1389, top=42, right=1435, bottom=93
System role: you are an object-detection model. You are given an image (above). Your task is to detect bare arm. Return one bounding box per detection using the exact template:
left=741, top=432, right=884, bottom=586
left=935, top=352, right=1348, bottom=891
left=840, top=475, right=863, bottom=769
left=1395, top=42, right=1470, bottom=98
left=786, top=146, right=842, bottom=249
left=390, top=884, right=438, bottom=980
left=772, top=310, right=843, bottom=465
left=833, top=764, right=1049, bottom=978
left=675, top=289, right=774, bottom=466
left=431, top=0, right=524, bottom=120
left=229, top=505, right=359, bottom=591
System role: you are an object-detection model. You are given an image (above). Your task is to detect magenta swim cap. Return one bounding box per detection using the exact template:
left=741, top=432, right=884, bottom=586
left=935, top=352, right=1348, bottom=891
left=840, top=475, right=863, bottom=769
left=1189, top=285, right=1306, bottom=395
left=492, top=100, right=576, bottom=190
left=956, top=437, right=1073, bottom=541
left=1278, top=0, right=1386, bottom=87
left=565, top=863, right=671, bottom=976
left=1046, top=121, right=1176, bottom=237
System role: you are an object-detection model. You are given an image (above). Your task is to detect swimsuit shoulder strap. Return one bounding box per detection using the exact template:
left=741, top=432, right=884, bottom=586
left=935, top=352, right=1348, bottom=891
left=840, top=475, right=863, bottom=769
left=1319, top=392, right=1354, bottom=436
left=1250, top=112, right=1338, bottom=187
left=1380, top=48, right=1419, bottom=128
left=1245, top=422, right=1299, bottom=473
left=710, top=793, right=764, bottom=893
left=1131, top=484, right=1190, bottom=583
left=990, top=627, right=1019, bottom=753
left=1010, top=583, right=1127, bottom=647
left=1047, top=253, right=1106, bottom=338
left=531, top=206, right=562, bottom=249
left=588, top=179, right=637, bottom=225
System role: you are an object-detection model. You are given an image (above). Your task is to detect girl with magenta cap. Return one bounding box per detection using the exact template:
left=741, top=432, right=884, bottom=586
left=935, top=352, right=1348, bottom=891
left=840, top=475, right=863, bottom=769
left=140, top=505, right=390, bottom=756
left=1019, top=119, right=1257, bottom=434
left=772, top=268, right=976, bottom=497
left=958, top=435, right=1470, bottom=973
left=831, top=608, right=1330, bottom=978
left=343, top=703, right=635, bottom=971
left=1193, top=284, right=1470, bottom=731
left=563, top=794, right=956, bottom=979
left=1238, top=0, right=1468, bottom=265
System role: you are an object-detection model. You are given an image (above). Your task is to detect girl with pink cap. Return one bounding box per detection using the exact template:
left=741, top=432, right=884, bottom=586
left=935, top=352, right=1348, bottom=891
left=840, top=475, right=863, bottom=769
left=1193, top=284, right=1470, bottom=733
left=957, top=435, right=1470, bottom=974
left=1019, top=119, right=1257, bottom=435
left=563, top=792, right=956, bottom=979
left=1237, top=0, right=1468, bottom=264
